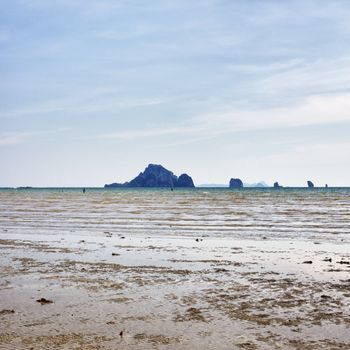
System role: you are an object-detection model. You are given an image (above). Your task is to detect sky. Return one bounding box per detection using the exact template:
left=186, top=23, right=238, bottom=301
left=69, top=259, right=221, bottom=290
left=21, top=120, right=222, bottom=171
left=1, top=0, right=350, bottom=187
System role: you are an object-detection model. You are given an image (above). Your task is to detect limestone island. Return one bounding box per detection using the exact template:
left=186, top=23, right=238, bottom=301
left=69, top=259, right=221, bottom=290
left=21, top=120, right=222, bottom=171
left=229, top=178, right=243, bottom=188
left=307, top=180, right=315, bottom=188
left=104, top=164, right=195, bottom=188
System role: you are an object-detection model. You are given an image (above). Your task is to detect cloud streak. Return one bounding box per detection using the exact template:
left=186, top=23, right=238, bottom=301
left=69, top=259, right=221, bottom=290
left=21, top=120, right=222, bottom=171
left=0, top=128, right=71, bottom=146
left=0, top=132, right=31, bottom=146
left=0, top=92, right=174, bottom=119
left=94, top=92, right=350, bottom=142
left=259, top=141, right=350, bottom=167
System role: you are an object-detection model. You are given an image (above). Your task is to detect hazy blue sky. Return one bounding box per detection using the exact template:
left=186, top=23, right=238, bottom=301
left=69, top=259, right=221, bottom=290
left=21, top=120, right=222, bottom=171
left=1, top=0, right=350, bottom=186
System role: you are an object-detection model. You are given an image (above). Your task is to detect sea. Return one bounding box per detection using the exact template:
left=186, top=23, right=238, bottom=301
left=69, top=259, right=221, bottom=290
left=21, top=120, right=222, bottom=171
left=0, top=187, right=349, bottom=243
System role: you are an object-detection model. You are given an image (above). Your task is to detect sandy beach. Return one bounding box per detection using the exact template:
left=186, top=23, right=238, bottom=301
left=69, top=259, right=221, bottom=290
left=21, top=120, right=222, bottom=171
left=2, top=0, right=350, bottom=347
left=1, top=231, right=349, bottom=349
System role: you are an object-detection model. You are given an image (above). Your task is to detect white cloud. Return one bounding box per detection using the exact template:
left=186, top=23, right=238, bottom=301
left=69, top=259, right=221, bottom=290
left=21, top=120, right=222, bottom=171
left=255, top=57, right=350, bottom=95
left=94, top=92, right=350, bottom=142
left=259, top=141, right=350, bottom=167
left=0, top=129, right=71, bottom=146
left=0, top=91, right=173, bottom=119
left=207, top=92, right=350, bottom=130
left=0, top=132, right=31, bottom=145
left=227, top=59, right=305, bottom=75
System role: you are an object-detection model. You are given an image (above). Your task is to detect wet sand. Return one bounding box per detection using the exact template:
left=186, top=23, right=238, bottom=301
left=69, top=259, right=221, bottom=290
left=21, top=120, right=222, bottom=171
left=0, top=232, right=349, bottom=349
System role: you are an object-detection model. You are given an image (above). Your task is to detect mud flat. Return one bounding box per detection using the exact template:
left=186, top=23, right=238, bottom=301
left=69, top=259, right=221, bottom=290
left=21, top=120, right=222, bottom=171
left=0, top=233, right=349, bottom=349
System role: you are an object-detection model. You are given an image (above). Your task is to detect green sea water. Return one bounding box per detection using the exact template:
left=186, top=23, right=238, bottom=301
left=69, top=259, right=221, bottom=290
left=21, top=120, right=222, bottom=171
left=0, top=187, right=349, bottom=242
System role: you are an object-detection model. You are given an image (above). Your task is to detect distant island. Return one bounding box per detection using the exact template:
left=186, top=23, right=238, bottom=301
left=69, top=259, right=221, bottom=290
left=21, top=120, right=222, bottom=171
left=105, top=164, right=195, bottom=188
left=229, top=178, right=244, bottom=189
left=104, top=166, right=323, bottom=189
left=274, top=182, right=283, bottom=189
left=307, top=180, right=314, bottom=188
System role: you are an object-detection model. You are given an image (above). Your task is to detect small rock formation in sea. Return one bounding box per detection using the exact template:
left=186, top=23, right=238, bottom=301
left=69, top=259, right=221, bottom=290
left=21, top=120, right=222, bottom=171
left=273, top=182, right=282, bottom=189
left=104, top=164, right=195, bottom=188
left=325, top=184, right=328, bottom=188
left=307, top=180, right=314, bottom=188
left=229, top=178, right=243, bottom=189
left=177, top=173, right=195, bottom=188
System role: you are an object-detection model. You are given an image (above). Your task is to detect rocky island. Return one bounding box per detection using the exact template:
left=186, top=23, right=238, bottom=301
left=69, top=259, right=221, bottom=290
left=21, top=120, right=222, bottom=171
left=307, top=180, right=315, bottom=188
left=229, top=178, right=243, bottom=188
left=105, top=164, right=195, bottom=188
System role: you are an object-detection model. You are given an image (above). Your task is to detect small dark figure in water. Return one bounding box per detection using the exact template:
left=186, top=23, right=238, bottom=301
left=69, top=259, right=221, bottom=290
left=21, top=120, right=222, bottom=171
left=171, top=187, right=174, bottom=191
left=83, top=188, right=86, bottom=193
left=325, top=184, right=328, bottom=188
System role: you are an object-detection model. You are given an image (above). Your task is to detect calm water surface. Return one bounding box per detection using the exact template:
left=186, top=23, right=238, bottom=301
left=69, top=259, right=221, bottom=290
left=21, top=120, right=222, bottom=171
left=0, top=188, right=349, bottom=242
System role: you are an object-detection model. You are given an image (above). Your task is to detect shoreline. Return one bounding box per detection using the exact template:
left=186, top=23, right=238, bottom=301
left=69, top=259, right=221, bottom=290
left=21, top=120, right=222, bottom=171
left=1, top=233, right=349, bottom=349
